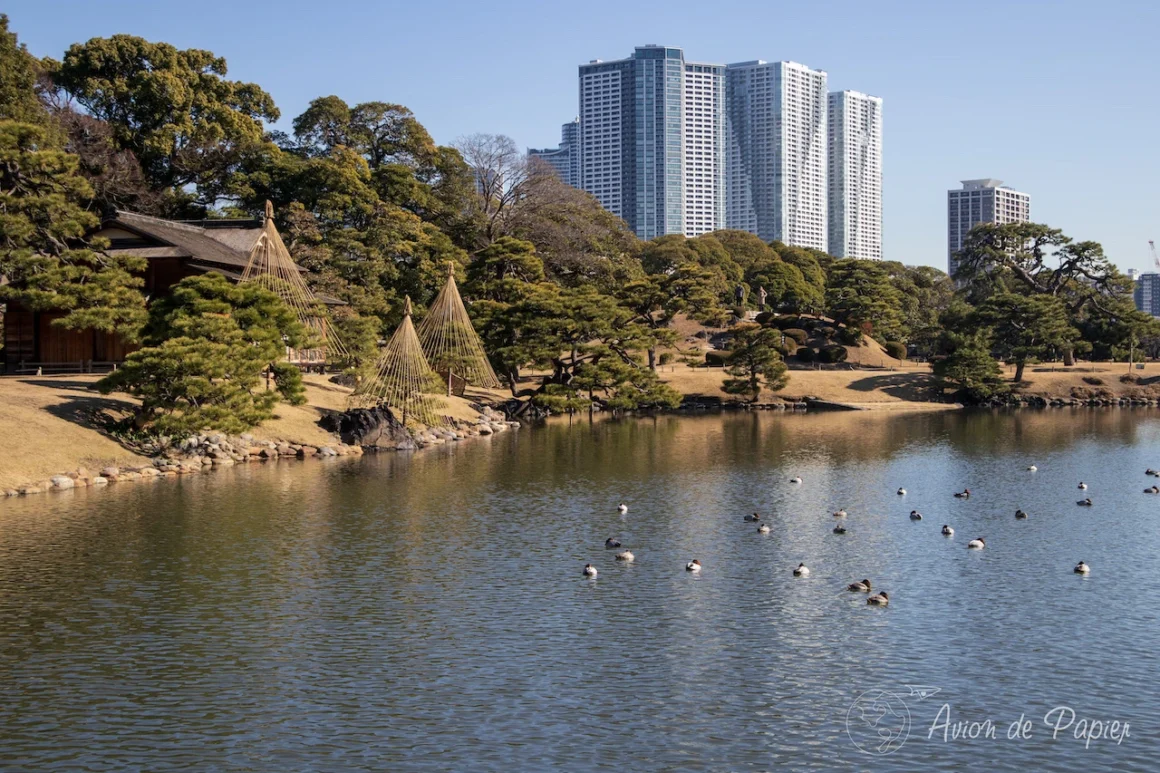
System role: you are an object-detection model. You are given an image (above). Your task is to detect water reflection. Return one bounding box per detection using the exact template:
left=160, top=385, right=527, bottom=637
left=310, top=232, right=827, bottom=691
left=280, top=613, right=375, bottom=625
left=1, top=410, right=1159, bottom=771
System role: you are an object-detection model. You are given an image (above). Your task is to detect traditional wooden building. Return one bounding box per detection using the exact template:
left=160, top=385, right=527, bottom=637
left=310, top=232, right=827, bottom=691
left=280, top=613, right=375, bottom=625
left=2, top=209, right=332, bottom=374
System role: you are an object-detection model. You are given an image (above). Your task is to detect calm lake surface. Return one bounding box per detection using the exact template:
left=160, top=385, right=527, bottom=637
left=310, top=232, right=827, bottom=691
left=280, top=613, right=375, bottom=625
left=2, top=410, right=1159, bottom=771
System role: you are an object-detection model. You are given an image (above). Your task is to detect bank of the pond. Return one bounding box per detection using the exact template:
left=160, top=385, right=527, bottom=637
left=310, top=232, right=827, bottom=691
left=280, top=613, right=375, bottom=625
left=4, top=361, right=1160, bottom=496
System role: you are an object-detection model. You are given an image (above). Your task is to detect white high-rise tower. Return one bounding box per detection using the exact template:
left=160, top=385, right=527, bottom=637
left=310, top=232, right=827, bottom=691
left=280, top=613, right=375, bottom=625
left=725, top=60, right=828, bottom=250
left=579, top=45, right=725, bottom=240
left=827, top=90, right=883, bottom=260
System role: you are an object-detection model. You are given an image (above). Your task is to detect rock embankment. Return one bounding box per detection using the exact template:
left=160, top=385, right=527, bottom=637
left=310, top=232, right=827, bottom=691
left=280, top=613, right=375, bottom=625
left=2, top=432, right=363, bottom=498
left=325, top=404, right=519, bottom=451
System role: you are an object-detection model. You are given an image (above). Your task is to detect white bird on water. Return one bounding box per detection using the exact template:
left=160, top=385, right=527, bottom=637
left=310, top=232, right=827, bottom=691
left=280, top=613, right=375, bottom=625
left=686, top=559, right=702, bottom=573
left=1078, top=482, right=1088, bottom=490
left=968, top=538, right=986, bottom=550
left=897, top=487, right=907, bottom=496
left=615, top=551, right=635, bottom=563
left=833, top=509, right=848, bottom=518
left=1027, top=465, right=1038, bottom=471
left=757, top=523, right=771, bottom=534
left=617, top=503, right=628, bottom=514
left=583, top=564, right=598, bottom=577
left=793, top=563, right=810, bottom=577
left=942, top=525, right=954, bottom=536
left=790, top=476, right=803, bottom=484
left=1074, top=561, right=1090, bottom=575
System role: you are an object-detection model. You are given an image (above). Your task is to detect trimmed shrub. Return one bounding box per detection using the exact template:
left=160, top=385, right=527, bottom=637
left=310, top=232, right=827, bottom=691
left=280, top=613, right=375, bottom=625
left=817, top=325, right=837, bottom=341
left=783, top=328, right=809, bottom=346
left=836, top=326, right=862, bottom=346
left=705, top=350, right=734, bottom=367
left=796, top=346, right=817, bottom=363
left=819, top=344, right=849, bottom=364
left=884, top=341, right=907, bottom=361
left=1082, top=376, right=1104, bottom=386
left=775, top=340, right=798, bottom=358
left=658, top=352, right=673, bottom=366
left=754, top=311, right=776, bottom=325
left=1121, top=373, right=1141, bottom=384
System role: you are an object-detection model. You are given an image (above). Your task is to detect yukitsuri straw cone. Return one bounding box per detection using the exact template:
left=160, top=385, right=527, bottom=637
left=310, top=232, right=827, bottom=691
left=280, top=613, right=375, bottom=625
left=417, top=262, right=502, bottom=389
left=349, top=297, right=444, bottom=427
left=241, top=200, right=348, bottom=365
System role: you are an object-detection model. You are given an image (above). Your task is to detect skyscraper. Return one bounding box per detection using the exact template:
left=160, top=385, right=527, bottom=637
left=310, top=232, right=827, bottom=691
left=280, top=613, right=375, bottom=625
left=528, top=118, right=580, bottom=187
left=947, top=179, right=1030, bottom=275
left=1134, top=273, right=1160, bottom=317
left=725, top=60, right=828, bottom=250
left=827, top=90, right=882, bottom=260
left=578, top=45, right=725, bottom=240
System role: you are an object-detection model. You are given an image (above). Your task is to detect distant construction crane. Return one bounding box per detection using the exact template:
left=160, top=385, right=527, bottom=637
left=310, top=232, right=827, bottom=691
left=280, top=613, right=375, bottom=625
left=1151, top=240, right=1159, bottom=272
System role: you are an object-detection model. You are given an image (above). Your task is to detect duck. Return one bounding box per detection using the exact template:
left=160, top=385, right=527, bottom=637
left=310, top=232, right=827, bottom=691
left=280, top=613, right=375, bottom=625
left=833, top=525, right=847, bottom=534
left=897, top=487, right=907, bottom=496
left=1077, top=482, right=1088, bottom=490
left=583, top=564, right=598, bottom=577
left=909, top=510, right=923, bottom=521
left=941, top=524, right=954, bottom=536
left=847, top=579, right=872, bottom=592
left=615, top=551, right=635, bottom=562
left=793, top=563, right=810, bottom=577
left=953, top=489, right=971, bottom=499
left=833, top=509, right=848, bottom=518
left=1074, top=560, right=1090, bottom=575
left=757, top=523, right=771, bottom=534
left=685, top=559, right=702, bottom=573
left=1147, top=468, right=1157, bottom=476
left=967, top=537, right=985, bottom=550
left=1145, top=486, right=1160, bottom=495
left=617, top=503, right=628, bottom=514
left=1027, top=465, right=1038, bottom=471
left=867, top=591, right=890, bottom=606
left=1077, top=498, right=1093, bottom=507
left=744, top=512, right=762, bottom=522
left=604, top=537, right=622, bottom=549
left=790, top=476, right=803, bottom=484
left=1015, top=509, right=1028, bottom=519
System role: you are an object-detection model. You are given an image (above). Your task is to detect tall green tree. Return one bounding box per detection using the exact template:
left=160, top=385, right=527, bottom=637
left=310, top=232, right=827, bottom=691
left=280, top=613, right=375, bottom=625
left=824, top=258, right=903, bottom=341
left=0, top=15, right=48, bottom=125
left=0, top=121, right=147, bottom=337
left=99, top=274, right=308, bottom=435
left=975, top=293, right=1078, bottom=382
left=50, top=35, right=279, bottom=212
left=722, top=323, right=790, bottom=402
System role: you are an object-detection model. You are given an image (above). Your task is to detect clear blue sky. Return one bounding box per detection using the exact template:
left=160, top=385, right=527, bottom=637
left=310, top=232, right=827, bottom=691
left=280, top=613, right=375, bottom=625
left=7, top=0, right=1159, bottom=272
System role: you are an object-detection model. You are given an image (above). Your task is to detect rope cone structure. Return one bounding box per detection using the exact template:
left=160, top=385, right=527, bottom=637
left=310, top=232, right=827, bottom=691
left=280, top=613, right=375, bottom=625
left=350, top=297, right=445, bottom=427
left=241, top=201, right=348, bottom=366
left=416, top=262, right=502, bottom=389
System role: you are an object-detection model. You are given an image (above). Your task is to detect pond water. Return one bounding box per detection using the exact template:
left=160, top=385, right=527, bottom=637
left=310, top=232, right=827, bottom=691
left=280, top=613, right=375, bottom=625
left=1, top=410, right=1158, bottom=771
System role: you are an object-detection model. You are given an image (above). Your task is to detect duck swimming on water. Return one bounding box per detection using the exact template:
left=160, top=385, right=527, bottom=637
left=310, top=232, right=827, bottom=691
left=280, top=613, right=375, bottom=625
left=617, top=503, right=628, bottom=514
left=847, top=579, right=872, bottom=592
left=1078, top=482, right=1088, bottom=490
left=833, top=525, right=847, bottom=534
left=790, top=476, right=803, bottom=484
left=909, top=510, right=923, bottom=520
left=605, top=538, right=622, bottom=549
left=686, top=559, right=702, bottom=573
left=867, top=592, right=890, bottom=606
left=942, top=525, right=954, bottom=536
left=793, top=563, right=810, bottom=577
left=1015, top=509, right=1028, bottom=519
left=1077, top=498, right=1093, bottom=507
left=833, top=509, right=848, bottom=518
left=1145, top=486, right=1160, bottom=495
left=1027, top=465, right=1038, bottom=471
left=1074, top=560, right=1090, bottom=574
left=897, top=488, right=907, bottom=496
left=968, top=537, right=985, bottom=549
left=615, top=551, right=635, bottom=562
left=744, top=513, right=762, bottom=522
left=583, top=564, right=598, bottom=577
left=953, top=489, right=971, bottom=499
left=757, top=523, right=771, bottom=534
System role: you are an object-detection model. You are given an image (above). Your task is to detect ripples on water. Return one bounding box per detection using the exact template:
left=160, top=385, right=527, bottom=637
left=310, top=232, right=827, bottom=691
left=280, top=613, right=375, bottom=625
left=1, top=409, right=1158, bottom=771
